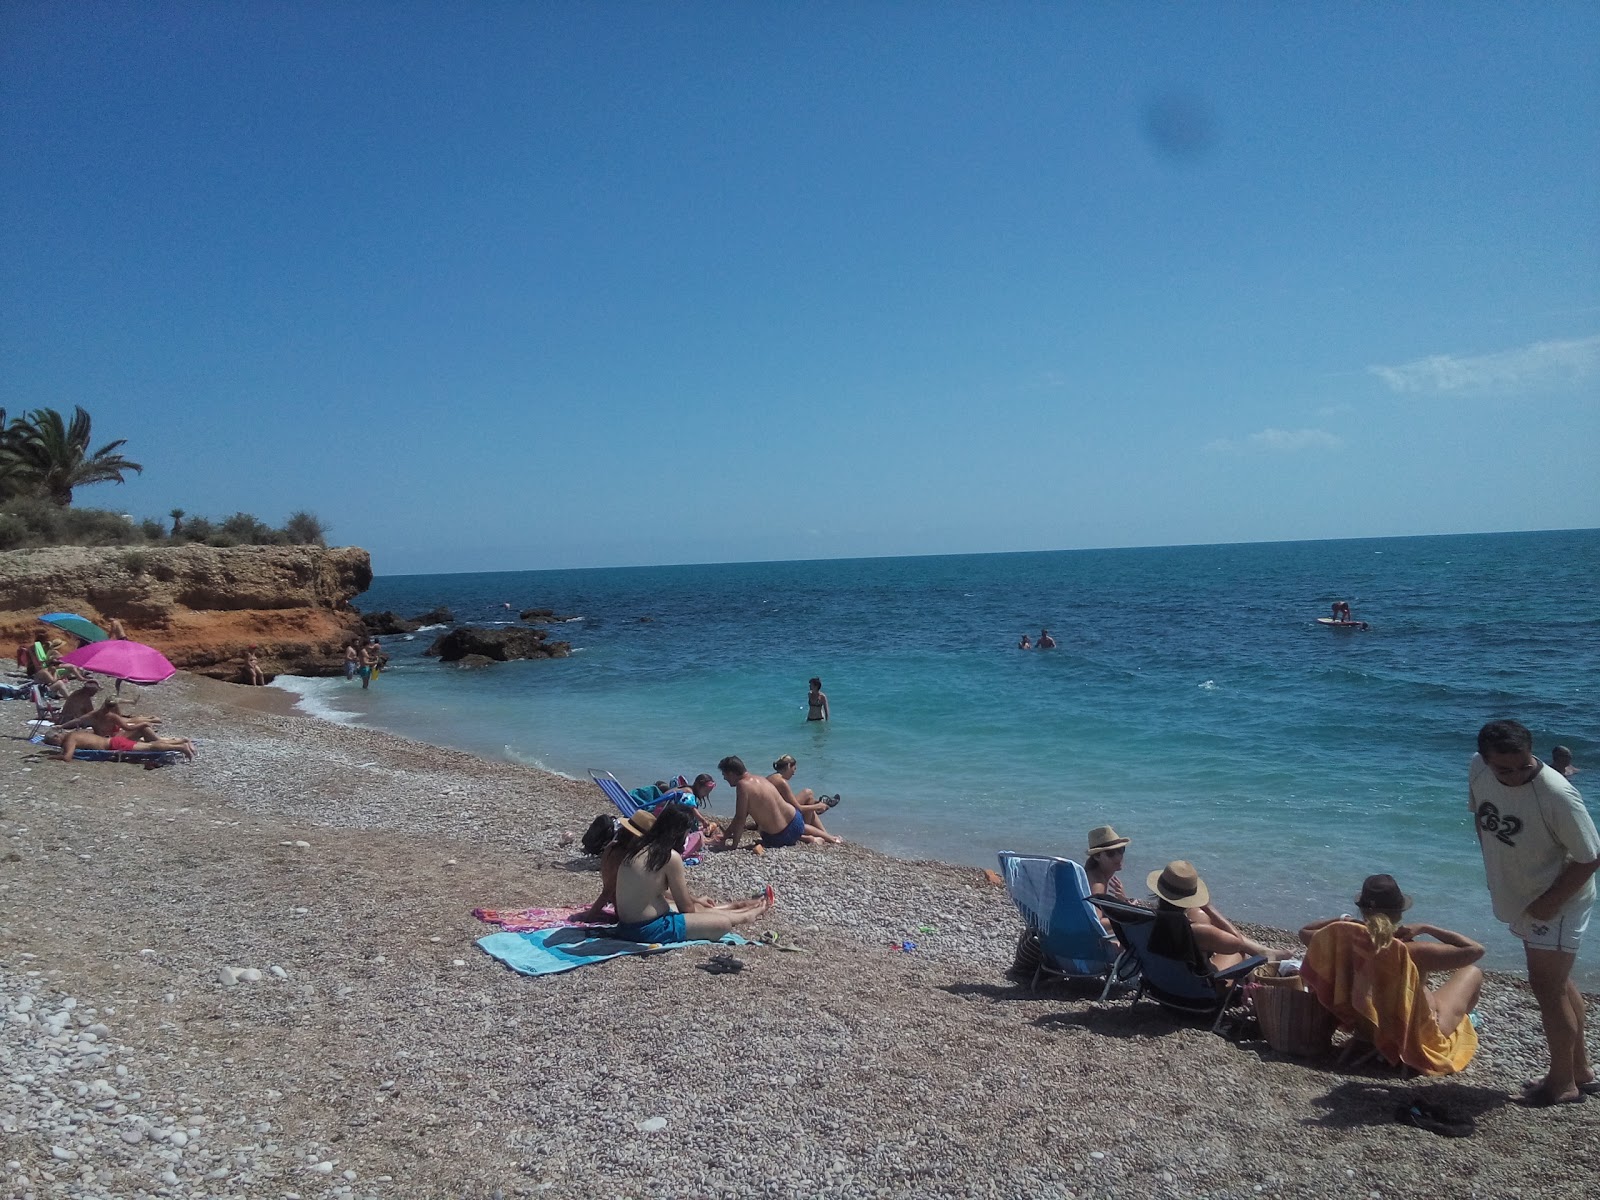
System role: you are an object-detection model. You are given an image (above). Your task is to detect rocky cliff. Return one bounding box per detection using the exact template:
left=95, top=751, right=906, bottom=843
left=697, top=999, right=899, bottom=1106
left=0, top=544, right=372, bottom=681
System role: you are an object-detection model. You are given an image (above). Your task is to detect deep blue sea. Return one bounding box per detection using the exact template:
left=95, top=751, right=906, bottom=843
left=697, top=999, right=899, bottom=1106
left=276, top=530, right=1600, bottom=978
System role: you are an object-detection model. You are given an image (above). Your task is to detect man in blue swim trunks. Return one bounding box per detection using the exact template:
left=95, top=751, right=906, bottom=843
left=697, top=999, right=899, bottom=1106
left=716, top=755, right=818, bottom=850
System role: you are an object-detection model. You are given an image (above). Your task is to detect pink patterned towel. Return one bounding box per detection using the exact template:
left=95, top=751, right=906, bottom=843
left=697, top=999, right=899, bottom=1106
left=472, top=905, right=612, bottom=933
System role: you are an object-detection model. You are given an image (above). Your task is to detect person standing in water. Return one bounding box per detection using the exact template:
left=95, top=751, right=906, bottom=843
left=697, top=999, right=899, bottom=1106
left=1037, top=629, right=1056, bottom=649
left=806, top=677, right=829, bottom=722
left=1017, top=633, right=1032, bottom=650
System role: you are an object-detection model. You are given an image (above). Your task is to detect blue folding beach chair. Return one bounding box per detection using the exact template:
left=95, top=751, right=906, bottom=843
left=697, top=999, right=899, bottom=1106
left=998, top=851, right=1135, bottom=997
left=588, top=771, right=693, bottom=819
left=1089, top=896, right=1265, bottom=1033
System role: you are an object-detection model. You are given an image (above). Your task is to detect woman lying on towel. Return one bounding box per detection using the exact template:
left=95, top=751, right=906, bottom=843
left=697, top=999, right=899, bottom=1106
left=613, top=804, right=773, bottom=943
left=1297, top=874, right=1484, bottom=1074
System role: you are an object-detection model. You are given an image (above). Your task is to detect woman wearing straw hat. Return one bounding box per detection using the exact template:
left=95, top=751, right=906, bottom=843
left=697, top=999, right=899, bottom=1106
left=1084, top=825, right=1132, bottom=903
left=1148, top=860, right=1292, bottom=970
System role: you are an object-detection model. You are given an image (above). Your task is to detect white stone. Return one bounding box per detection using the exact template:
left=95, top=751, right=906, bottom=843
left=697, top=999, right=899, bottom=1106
left=49, top=1146, right=77, bottom=1161
left=239, top=969, right=263, bottom=984
left=218, top=966, right=242, bottom=987
left=635, top=1116, right=667, bottom=1133
left=294, top=840, right=310, bottom=849
left=268, top=965, right=287, bottom=980
left=312, top=1160, right=335, bottom=1173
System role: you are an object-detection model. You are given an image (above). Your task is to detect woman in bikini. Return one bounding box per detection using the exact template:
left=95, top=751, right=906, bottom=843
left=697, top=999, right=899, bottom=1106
left=613, top=805, right=773, bottom=944
left=767, top=755, right=843, bottom=844
left=806, top=677, right=828, bottom=722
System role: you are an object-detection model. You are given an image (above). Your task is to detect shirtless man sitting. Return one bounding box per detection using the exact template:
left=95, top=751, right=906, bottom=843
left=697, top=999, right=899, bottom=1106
left=54, top=679, right=103, bottom=726
left=715, top=755, right=821, bottom=850
left=43, top=728, right=196, bottom=762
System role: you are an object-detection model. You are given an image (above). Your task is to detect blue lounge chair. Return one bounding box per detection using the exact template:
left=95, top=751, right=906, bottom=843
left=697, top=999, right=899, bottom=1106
left=29, top=732, right=186, bottom=767
left=1090, top=896, right=1265, bottom=1032
left=998, top=851, right=1134, bottom=997
left=589, top=771, right=693, bottom=819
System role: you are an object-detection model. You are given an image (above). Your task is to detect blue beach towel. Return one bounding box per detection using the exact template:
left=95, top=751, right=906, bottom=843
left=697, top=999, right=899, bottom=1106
left=477, top=926, right=747, bottom=977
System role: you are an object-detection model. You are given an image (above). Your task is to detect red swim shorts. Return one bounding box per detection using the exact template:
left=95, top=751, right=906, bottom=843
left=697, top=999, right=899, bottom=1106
left=108, top=736, right=138, bottom=752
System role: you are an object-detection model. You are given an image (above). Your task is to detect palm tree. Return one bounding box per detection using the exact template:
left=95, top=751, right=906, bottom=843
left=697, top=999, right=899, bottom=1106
left=169, top=508, right=185, bottom=536
left=10, top=406, right=143, bottom=506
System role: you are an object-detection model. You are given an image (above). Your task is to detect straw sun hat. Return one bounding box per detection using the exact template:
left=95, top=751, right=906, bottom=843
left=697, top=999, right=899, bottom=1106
left=619, top=810, right=657, bottom=838
left=1086, top=825, right=1130, bottom=855
left=1147, top=860, right=1210, bottom=908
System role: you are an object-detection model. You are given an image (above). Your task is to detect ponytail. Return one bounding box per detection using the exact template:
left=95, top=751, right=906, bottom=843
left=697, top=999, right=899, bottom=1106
left=1364, top=910, right=1397, bottom=952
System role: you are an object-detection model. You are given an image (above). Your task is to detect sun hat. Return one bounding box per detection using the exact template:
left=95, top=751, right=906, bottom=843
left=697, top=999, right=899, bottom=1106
left=1087, top=825, right=1130, bottom=855
left=619, top=810, right=657, bottom=838
left=1147, top=860, right=1210, bottom=908
left=1354, top=873, right=1413, bottom=913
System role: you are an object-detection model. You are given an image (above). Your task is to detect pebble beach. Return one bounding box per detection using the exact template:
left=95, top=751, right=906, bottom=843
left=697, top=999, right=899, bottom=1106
left=2, top=674, right=1597, bottom=1200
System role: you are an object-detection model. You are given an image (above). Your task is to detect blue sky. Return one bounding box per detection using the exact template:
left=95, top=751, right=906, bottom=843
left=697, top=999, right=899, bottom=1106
left=4, top=3, right=1597, bottom=575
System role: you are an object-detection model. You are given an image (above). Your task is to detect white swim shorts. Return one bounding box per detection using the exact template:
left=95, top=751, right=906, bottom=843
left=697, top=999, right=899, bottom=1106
left=1510, top=901, right=1592, bottom=953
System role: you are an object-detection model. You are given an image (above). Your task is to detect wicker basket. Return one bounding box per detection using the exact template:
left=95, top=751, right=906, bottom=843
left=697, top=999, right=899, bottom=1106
left=1251, top=967, right=1336, bottom=1057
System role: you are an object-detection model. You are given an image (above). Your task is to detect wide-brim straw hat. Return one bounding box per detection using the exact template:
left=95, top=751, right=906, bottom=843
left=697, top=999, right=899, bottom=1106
left=1148, top=860, right=1210, bottom=908
left=1354, top=873, right=1413, bottom=913
left=1087, top=825, right=1130, bottom=855
left=619, top=810, right=656, bottom=838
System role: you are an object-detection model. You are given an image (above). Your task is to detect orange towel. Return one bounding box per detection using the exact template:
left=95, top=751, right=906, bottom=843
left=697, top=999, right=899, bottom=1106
left=1301, top=921, right=1477, bottom=1076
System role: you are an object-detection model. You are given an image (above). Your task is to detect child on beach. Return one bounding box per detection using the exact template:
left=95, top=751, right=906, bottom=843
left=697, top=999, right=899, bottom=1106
left=613, top=805, right=773, bottom=943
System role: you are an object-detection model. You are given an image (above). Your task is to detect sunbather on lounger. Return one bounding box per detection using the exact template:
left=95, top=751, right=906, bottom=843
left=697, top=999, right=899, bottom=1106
left=43, top=728, right=196, bottom=761
left=82, top=698, right=164, bottom=740
left=614, top=805, right=772, bottom=942
left=1148, top=860, right=1291, bottom=970
left=768, top=755, right=843, bottom=844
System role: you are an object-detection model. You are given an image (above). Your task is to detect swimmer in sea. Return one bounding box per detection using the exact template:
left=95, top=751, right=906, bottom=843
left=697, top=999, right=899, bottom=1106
left=1037, top=629, right=1056, bottom=650
left=1018, top=633, right=1032, bottom=650
left=806, top=676, right=829, bottom=722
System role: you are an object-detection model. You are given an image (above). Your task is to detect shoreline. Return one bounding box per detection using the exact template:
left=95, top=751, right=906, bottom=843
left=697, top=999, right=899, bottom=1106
left=1, top=672, right=1596, bottom=1197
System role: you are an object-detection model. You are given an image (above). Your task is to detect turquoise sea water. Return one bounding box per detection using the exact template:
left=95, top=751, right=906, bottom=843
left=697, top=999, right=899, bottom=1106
left=276, top=530, right=1600, bottom=979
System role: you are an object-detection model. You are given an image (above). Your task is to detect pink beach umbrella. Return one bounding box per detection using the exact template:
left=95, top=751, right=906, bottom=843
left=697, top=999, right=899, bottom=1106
left=59, top=639, right=177, bottom=686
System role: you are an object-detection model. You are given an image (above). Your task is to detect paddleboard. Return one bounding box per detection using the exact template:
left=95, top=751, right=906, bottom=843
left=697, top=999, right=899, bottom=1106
left=1316, top=617, right=1369, bottom=629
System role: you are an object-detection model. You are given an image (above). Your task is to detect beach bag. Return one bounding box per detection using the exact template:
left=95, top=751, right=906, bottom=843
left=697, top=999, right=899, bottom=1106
left=1251, top=964, right=1336, bottom=1057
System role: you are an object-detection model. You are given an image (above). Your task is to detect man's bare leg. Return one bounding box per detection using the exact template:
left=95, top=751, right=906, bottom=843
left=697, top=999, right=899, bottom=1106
left=1522, top=945, right=1583, bottom=1104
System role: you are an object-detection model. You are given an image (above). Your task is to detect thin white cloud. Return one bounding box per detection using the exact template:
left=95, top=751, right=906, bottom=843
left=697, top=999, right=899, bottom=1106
left=1205, top=427, right=1344, bottom=454
left=1369, top=334, right=1600, bottom=395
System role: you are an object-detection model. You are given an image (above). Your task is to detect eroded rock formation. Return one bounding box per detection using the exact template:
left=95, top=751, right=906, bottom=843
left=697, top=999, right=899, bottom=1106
left=0, top=544, right=372, bottom=681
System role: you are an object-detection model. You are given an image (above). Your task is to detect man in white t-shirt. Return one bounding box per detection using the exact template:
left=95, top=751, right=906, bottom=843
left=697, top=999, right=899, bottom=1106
left=1469, top=719, right=1600, bottom=1106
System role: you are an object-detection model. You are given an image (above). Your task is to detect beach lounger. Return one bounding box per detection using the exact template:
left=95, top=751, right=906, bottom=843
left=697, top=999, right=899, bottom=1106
left=998, top=851, right=1133, bottom=997
left=1090, top=896, right=1265, bottom=1032
left=28, top=733, right=186, bottom=767
left=589, top=771, right=692, bottom=818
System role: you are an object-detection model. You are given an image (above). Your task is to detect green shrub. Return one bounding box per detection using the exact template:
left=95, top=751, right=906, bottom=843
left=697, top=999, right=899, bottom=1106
left=121, top=549, right=150, bottom=575
left=284, top=510, right=329, bottom=546
left=180, top=516, right=215, bottom=542
left=139, top=518, right=167, bottom=540
left=61, top=507, right=140, bottom=546
left=0, top=511, right=29, bottom=551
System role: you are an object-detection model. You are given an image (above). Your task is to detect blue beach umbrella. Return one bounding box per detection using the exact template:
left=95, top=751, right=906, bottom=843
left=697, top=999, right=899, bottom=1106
left=39, top=612, right=109, bottom=644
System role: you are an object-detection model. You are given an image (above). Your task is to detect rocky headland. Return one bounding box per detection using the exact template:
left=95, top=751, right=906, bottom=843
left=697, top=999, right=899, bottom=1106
left=0, top=544, right=372, bottom=681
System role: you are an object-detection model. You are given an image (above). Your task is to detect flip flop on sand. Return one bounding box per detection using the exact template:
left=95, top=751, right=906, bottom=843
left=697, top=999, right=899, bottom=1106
left=698, top=953, right=744, bottom=975
left=759, top=930, right=807, bottom=953
left=1395, top=1099, right=1475, bottom=1138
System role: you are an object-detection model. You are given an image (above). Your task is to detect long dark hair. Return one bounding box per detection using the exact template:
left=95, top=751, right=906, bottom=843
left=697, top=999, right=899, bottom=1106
left=632, top=803, right=695, bottom=873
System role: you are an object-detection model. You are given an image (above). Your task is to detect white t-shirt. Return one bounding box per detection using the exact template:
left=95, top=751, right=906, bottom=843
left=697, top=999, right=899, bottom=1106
left=1467, top=756, right=1600, bottom=924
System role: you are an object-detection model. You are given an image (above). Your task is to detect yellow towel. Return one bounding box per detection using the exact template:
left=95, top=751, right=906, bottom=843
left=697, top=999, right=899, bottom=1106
left=1301, top=921, right=1477, bottom=1076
